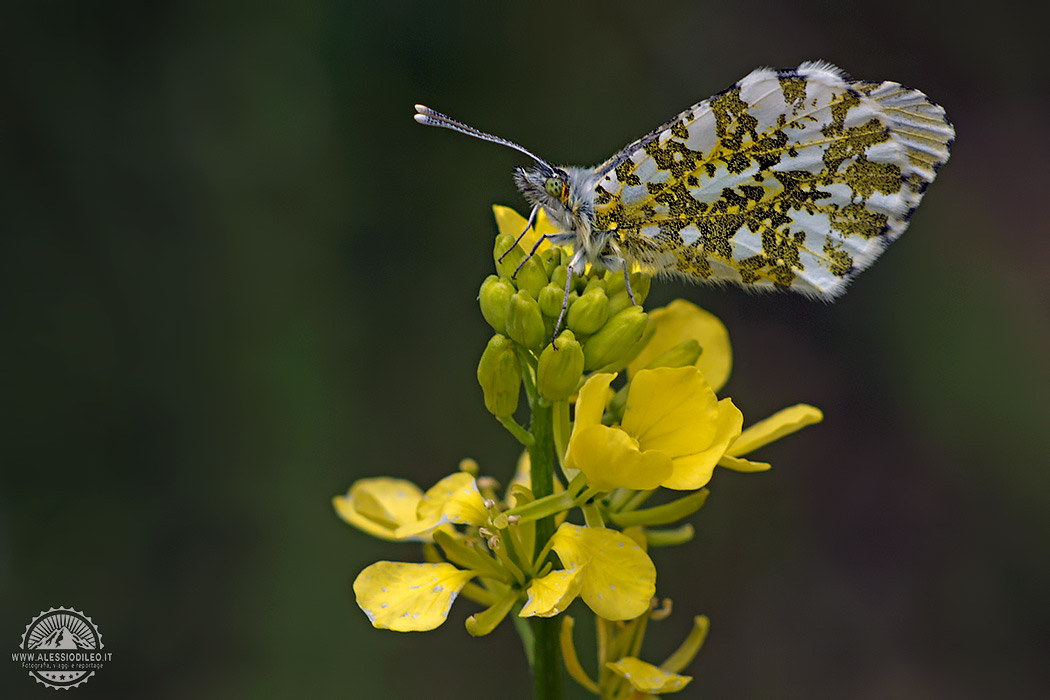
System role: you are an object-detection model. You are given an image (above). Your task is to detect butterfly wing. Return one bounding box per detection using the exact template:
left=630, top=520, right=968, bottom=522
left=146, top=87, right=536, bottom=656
left=591, top=61, right=954, bottom=298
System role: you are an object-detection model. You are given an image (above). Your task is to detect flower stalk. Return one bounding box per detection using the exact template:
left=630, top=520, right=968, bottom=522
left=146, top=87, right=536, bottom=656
left=526, top=389, right=563, bottom=699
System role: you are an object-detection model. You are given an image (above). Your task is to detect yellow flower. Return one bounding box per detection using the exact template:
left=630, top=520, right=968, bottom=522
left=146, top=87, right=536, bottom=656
left=345, top=472, right=511, bottom=634
left=627, top=299, right=732, bottom=393
left=620, top=299, right=823, bottom=473
left=521, top=523, right=656, bottom=621
left=333, top=472, right=488, bottom=541
left=565, top=367, right=743, bottom=491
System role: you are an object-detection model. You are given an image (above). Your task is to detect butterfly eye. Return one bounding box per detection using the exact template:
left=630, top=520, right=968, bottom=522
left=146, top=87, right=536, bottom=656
left=544, top=177, right=564, bottom=199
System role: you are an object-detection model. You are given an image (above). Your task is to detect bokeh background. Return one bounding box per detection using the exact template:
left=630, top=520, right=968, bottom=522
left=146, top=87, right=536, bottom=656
left=3, top=1, right=1048, bottom=698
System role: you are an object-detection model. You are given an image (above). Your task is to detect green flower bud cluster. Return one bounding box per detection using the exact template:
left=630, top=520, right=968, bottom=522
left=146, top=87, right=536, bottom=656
left=478, top=233, right=653, bottom=415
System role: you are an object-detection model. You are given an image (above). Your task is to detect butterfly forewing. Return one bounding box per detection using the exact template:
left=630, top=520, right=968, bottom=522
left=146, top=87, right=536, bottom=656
left=591, top=61, right=954, bottom=299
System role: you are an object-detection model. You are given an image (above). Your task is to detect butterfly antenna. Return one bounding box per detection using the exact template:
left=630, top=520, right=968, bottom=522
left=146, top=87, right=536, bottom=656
left=414, top=105, right=555, bottom=172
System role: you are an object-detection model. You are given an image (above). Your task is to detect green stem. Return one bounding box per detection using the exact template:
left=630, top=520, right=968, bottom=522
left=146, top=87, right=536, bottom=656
left=581, top=501, right=605, bottom=528
left=512, top=607, right=536, bottom=667
left=528, top=402, right=556, bottom=535
left=498, top=415, right=536, bottom=447
left=533, top=616, right=561, bottom=700
left=504, top=489, right=578, bottom=522
left=528, top=397, right=563, bottom=700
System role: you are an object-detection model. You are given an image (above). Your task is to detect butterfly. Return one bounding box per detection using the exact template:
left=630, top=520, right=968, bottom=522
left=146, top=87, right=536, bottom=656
left=415, top=61, right=953, bottom=333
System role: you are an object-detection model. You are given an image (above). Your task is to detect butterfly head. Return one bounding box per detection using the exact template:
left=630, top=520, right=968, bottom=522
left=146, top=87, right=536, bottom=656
left=514, top=164, right=569, bottom=208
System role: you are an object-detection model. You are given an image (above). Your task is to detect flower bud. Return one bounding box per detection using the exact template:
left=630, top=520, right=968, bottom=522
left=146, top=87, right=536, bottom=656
left=538, top=248, right=562, bottom=279
left=606, top=292, right=630, bottom=318
left=607, top=272, right=653, bottom=317
left=543, top=314, right=558, bottom=342
left=494, top=233, right=525, bottom=280
left=629, top=272, right=652, bottom=304
left=537, top=331, right=585, bottom=400
left=583, top=277, right=607, bottom=294
left=513, top=255, right=549, bottom=298
left=567, top=286, right=609, bottom=335
left=477, top=335, right=521, bottom=417
left=537, top=283, right=565, bottom=318
left=550, top=265, right=569, bottom=290
left=479, top=275, right=515, bottom=335
left=603, top=268, right=627, bottom=296
left=505, top=290, right=546, bottom=350
left=583, top=305, right=648, bottom=371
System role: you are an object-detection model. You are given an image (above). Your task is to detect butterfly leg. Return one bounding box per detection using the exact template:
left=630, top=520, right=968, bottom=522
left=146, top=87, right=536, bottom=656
left=498, top=204, right=539, bottom=264
left=597, top=236, right=637, bottom=306
left=552, top=247, right=587, bottom=345
left=621, top=259, right=636, bottom=305
left=512, top=230, right=575, bottom=279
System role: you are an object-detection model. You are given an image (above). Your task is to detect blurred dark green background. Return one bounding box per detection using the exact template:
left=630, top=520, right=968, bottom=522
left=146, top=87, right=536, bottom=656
left=3, top=1, right=1048, bottom=698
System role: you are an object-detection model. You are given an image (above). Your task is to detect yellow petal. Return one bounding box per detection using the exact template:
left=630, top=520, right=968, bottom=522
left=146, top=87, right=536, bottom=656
left=565, top=424, right=672, bottom=492
left=661, top=398, right=743, bottom=490
left=520, top=567, right=583, bottom=618
left=533, top=206, right=559, bottom=236
left=627, top=300, right=732, bottom=393
left=510, top=449, right=532, bottom=491
left=393, top=472, right=488, bottom=539
left=563, top=372, right=618, bottom=488
left=391, top=513, right=447, bottom=540
left=726, top=404, right=823, bottom=457
left=622, top=367, right=719, bottom=457
left=353, top=561, right=476, bottom=632
left=550, top=524, right=656, bottom=621
left=417, top=472, right=488, bottom=526
left=493, top=204, right=527, bottom=238
left=606, top=657, right=692, bottom=694
left=492, top=204, right=555, bottom=256
left=333, top=478, right=424, bottom=541
left=573, top=372, right=617, bottom=431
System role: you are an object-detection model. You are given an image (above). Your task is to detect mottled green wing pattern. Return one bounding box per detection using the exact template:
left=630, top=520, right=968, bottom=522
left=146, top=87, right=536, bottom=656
left=592, top=61, right=954, bottom=298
